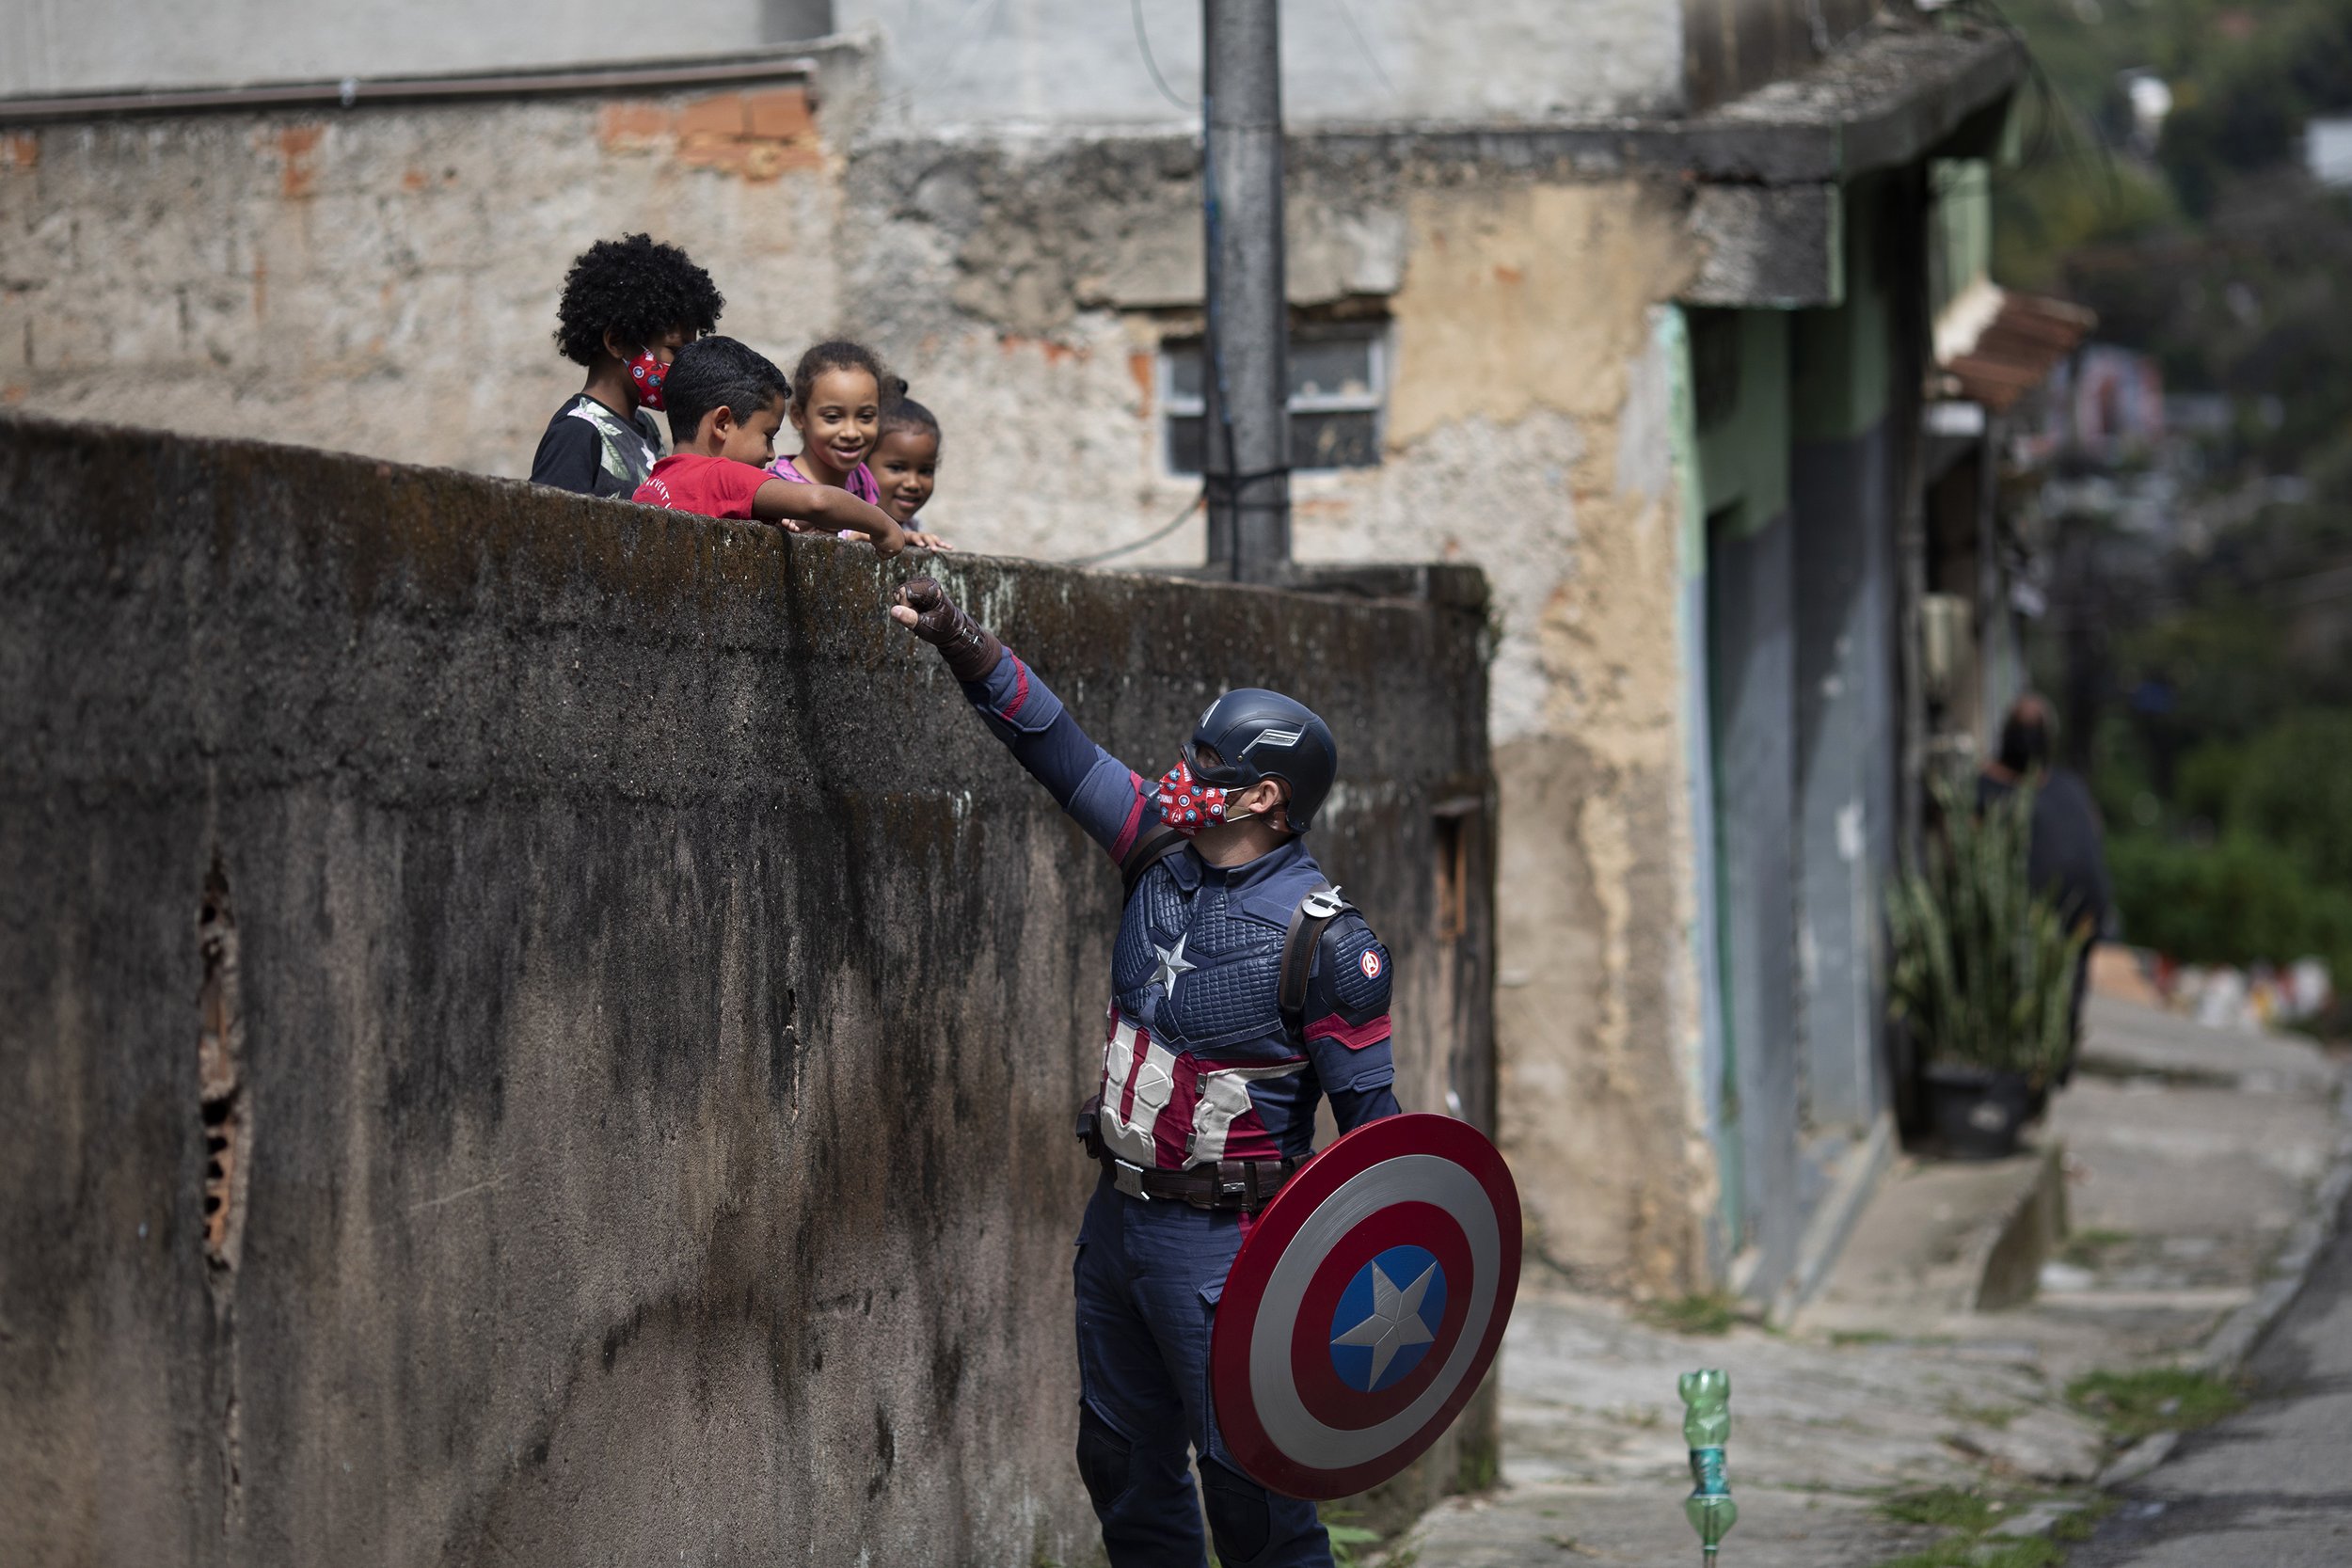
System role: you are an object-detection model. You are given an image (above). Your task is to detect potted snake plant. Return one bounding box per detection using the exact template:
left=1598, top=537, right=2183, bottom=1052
left=1887, top=773, right=2091, bottom=1159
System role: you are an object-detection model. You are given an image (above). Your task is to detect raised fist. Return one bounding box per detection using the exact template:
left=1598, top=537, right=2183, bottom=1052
left=892, top=578, right=959, bottom=643
left=890, top=578, right=1003, bottom=681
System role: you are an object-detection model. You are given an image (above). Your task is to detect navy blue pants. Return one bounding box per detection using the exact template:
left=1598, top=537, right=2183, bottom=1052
left=1073, top=1175, right=1331, bottom=1568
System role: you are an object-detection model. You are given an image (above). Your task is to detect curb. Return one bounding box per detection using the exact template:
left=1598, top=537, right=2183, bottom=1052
left=2194, top=1073, right=2352, bottom=1377
left=1770, top=1110, right=1895, bottom=1326
left=2095, top=1071, right=2352, bottom=1488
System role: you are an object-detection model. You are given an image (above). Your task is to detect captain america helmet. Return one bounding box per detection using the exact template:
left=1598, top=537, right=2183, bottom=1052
left=1183, top=689, right=1339, bottom=832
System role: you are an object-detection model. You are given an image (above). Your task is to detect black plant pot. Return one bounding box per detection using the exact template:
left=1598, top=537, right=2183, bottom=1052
left=1920, top=1065, right=2039, bottom=1160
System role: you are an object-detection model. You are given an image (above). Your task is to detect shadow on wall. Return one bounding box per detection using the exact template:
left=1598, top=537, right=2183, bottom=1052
left=0, top=413, right=1492, bottom=1567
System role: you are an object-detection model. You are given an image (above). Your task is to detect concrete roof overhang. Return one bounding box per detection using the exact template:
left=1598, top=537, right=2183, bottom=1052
left=1307, top=22, right=2022, bottom=309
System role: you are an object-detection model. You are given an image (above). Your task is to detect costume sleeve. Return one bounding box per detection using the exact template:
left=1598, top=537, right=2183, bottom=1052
left=961, top=648, right=1157, bottom=862
left=529, top=416, right=604, bottom=495
left=1302, top=912, right=1399, bottom=1131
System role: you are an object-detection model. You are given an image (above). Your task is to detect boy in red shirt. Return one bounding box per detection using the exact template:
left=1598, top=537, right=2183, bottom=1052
left=633, top=337, right=908, bottom=555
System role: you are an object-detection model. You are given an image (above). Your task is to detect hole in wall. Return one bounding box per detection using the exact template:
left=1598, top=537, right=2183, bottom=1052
left=198, top=856, right=247, bottom=1273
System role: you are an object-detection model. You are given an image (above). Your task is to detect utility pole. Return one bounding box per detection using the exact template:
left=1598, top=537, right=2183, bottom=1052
left=1200, top=0, right=1290, bottom=582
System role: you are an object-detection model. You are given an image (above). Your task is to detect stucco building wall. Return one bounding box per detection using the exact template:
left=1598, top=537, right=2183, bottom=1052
left=0, top=412, right=1495, bottom=1566
left=0, top=57, right=1719, bottom=1292
left=7, top=1, right=1683, bottom=124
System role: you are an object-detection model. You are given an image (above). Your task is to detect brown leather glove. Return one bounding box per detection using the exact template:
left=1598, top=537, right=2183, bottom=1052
left=894, top=577, right=1004, bottom=682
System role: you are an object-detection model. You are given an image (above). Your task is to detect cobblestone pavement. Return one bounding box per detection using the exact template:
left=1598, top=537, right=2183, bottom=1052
left=1392, top=998, right=2350, bottom=1567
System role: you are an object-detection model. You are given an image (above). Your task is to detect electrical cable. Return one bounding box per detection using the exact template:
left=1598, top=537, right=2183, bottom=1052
left=1071, top=8, right=1214, bottom=568
left=1062, top=491, right=1208, bottom=566
left=1131, top=0, right=1193, bottom=112
left=1104, top=6, right=1274, bottom=573
left=1332, top=0, right=1397, bottom=98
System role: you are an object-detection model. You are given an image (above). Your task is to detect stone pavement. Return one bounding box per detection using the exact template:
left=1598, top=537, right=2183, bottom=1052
left=2070, top=1180, right=2352, bottom=1566
left=1390, top=995, right=2350, bottom=1567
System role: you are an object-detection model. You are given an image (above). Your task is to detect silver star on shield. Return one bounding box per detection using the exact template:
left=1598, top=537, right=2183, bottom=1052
left=1150, top=935, right=1196, bottom=998
left=1330, top=1259, right=1438, bottom=1387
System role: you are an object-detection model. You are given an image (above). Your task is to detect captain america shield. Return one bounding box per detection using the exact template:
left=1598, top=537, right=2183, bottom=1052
left=1211, top=1113, right=1521, bottom=1499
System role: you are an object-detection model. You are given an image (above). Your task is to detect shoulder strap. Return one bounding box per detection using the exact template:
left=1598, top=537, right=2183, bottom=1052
left=1120, top=822, right=1191, bottom=901
left=1279, top=881, right=1350, bottom=1038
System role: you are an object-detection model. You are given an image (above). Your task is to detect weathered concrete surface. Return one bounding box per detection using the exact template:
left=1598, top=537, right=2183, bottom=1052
left=840, top=0, right=1686, bottom=134
left=0, top=412, right=1495, bottom=1566
left=1397, top=1288, right=2104, bottom=1567
left=1804, top=999, right=2349, bottom=1382
left=2074, top=1183, right=2352, bottom=1568
left=0, top=2, right=823, bottom=97
left=1804, top=1142, right=2069, bottom=1318
left=1685, top=183, right=1843, bottom=309
left=1398, top=998, right=2352, bottom=1567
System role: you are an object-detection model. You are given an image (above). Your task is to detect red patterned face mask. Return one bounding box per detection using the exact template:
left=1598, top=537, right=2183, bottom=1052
left=1155, top=758, right=1231, bottom=838
left=625, top=349, right=669, bottom=411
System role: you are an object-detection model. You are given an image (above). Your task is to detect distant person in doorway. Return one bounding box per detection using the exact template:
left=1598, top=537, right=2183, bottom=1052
left=529, top=233, right=724, bottom=498
left=1979, top=693, right=2114, bottom=1079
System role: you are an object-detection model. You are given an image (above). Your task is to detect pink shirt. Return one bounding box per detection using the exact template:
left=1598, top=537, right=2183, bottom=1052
left=765, top=454, right=881, bottom=505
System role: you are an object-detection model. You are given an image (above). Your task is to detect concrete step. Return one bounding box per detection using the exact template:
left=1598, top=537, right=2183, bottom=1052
left=1799, top=1141, right=2067, bottom=1329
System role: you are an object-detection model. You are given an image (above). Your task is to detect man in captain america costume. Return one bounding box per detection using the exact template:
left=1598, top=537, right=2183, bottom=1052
left=889, top=578, right=1401, bottom=1568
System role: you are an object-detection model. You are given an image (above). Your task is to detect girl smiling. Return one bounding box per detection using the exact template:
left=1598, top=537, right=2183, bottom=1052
left=767, top=340, right=950, bottom=548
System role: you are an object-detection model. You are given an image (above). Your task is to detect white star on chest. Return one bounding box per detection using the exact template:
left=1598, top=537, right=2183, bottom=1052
left=1150, top=935, right=1197, bottom=998
left=1330, top=1259, right=1438, bottom=1387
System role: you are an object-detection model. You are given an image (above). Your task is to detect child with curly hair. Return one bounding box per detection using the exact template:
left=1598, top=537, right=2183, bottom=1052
left=767, top=340, right=948, bottom=548
left=529, top=233, right=724, bottom=498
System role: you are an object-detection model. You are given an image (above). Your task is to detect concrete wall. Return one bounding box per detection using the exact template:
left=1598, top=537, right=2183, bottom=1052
left=1, top=1, right=833, bottom=96
left=0, top=60, right=1721, bottom=1294
left=838, top=0, right=1684, bottom=134
left=0, top=413, right=1495, bottom=1566
left=5, top=1, right=1683, bottom=124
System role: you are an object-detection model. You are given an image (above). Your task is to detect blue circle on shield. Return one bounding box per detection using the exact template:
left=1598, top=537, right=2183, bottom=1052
left=1327, top=1244, right=1449, bottom=1394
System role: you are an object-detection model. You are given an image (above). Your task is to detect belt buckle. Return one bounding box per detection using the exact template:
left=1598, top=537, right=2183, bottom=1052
left=1112, top=1158, right=1150, bottom=1200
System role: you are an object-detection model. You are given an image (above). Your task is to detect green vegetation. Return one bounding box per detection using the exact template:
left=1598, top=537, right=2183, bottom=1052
left=1637, top=1292, right=1740, bottom=1337
left=1455, top=1436, right=1501, bottom=1493
left=1874, top=1486, right=2104, bottom=1568
left=2058, top=1227, right=2133, bottom=1269
left=1324, top=1521, right=1382, bottom=1568
left=1991, top=0, right=2352, bottom=996
left=1942, top=1398, right=2024, bottom=1431
left=1881, top=1536, right=2065, bottom=1568
left=1883, top=1487, right=2006, bottom=1533
left=2053, top=1497, right=2120, bottom=1544
left=1887, top=776, right=2090, bottom=1078
left=2066, top=1367, right=2243, bottom=1441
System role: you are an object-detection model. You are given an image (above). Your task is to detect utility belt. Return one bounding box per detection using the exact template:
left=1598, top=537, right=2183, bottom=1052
left=1075, top=1098, right=1301, bottom=1212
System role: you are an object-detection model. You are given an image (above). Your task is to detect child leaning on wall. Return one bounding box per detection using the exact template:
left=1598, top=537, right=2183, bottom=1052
left=768, top=341, right=949, bottom=550
left=870, top=396, right=945, bottom=539
left=630, top=337, right=906, bottom=556
left=529, top=233, right=723, bottom=499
